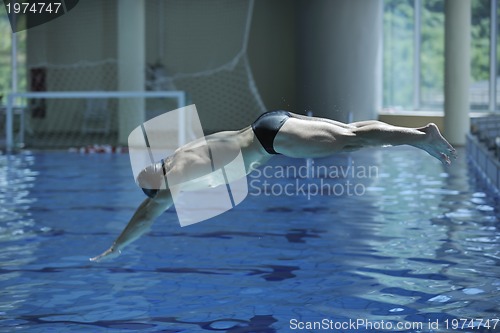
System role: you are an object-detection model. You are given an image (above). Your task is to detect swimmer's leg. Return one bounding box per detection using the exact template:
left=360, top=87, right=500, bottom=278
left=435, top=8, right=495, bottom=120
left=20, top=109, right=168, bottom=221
left=350, top=122, right=457, bottom=164
left=275, top=118, right=456, bottom=164
left=349, top=120, right=385, bottom=128
left=90, top=189, right=173, bottom=262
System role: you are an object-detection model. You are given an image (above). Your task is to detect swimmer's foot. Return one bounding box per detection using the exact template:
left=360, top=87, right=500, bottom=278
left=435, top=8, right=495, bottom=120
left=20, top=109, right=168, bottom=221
left=89, top=246, right=121, bottom=262
left=414, top=123, right=457, bottom=165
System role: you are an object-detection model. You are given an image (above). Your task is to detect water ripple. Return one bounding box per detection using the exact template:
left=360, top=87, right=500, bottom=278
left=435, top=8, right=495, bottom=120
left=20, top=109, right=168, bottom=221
left=0, top=148, right=498, bottom=332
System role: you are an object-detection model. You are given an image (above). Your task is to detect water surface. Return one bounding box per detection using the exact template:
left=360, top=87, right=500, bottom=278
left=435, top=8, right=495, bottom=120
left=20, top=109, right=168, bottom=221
left=0, top=147, right=498, bottom=332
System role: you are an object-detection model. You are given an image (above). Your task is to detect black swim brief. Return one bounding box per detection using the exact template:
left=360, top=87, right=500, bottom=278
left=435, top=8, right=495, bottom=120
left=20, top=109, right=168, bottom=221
left=251, top=110, right=292, bottom=154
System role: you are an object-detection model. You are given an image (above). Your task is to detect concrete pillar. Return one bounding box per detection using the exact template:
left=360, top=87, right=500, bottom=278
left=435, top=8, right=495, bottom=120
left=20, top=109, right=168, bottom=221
left=297, top=0, right=382, bottom=122
left=444, top=0, right=471, bottom=146
left=118, top=0, right=145, bottom=144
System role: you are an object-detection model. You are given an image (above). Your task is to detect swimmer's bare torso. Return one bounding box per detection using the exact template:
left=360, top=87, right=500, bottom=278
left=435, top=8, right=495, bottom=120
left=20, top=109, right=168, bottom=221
left=137, top=125, right=271, bottom=194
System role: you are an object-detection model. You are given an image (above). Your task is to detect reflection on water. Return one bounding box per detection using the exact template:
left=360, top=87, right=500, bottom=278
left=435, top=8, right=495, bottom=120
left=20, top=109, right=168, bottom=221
left=0, top=148, right=498, bottom=332
left=353, top=151, right=499, bottom=323
left=0, top=152, right=39, bottom=330
left=0, top=152, right=37, bottom=242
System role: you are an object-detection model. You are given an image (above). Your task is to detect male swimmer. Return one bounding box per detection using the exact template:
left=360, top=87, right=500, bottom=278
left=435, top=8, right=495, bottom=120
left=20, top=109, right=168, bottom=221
left=90, top=110, right=456, bottom=262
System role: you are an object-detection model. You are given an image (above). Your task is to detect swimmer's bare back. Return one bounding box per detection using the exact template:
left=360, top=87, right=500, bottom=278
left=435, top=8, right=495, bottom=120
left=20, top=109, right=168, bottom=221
left=90, top=111, right=455, bottom=262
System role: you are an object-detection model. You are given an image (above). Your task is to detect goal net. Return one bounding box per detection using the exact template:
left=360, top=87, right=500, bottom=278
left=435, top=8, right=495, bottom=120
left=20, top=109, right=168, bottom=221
left=3, top=91, right=187, bottom=150
left=3, top=0, right=266, bottom=150
left=146, top=0, right=266, bottom=132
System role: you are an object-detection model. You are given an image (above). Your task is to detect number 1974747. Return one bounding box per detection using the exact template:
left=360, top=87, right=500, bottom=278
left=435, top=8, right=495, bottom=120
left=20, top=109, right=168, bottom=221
left=6, top=2, right=62, bottom=14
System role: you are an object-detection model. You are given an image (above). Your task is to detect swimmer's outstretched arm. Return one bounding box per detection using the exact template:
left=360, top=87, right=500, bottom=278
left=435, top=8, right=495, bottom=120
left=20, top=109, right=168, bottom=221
left=90, top=190, right=173, bottom=262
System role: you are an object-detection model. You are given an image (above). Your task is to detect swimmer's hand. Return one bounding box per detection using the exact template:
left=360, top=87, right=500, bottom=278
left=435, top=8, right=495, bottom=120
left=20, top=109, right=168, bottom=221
left=89, top=245, right=121, bottom=262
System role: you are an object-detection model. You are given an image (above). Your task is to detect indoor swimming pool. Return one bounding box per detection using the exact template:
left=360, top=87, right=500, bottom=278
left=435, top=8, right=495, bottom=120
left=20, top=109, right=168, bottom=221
left=0, top=146, right=498, bottom=332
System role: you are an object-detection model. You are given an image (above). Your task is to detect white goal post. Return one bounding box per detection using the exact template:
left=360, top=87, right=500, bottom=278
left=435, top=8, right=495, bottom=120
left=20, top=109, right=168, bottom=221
left=4, top=90, right=187, bottom=152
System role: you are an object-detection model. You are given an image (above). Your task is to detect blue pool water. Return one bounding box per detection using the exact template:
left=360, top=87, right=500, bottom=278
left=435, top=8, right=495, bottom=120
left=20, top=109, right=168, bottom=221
left=0, top=147, right=499, bottom=332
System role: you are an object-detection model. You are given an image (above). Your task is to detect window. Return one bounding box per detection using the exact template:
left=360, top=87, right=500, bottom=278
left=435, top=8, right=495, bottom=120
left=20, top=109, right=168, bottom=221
left=420, top=0, right=444, bottom=110
left=0, top=11, right=27, bottom=102
left=471, top=0, right=491, bottom=111
left=383, top=0, right=498, bottom=113
left=383, top=0, right=414, bottom=111
left=0, top=13, right=13, bottom=98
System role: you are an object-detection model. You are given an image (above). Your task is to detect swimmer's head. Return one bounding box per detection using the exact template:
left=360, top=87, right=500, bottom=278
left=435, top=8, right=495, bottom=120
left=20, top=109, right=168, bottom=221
left=136, top=162, right=166, bottom=190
